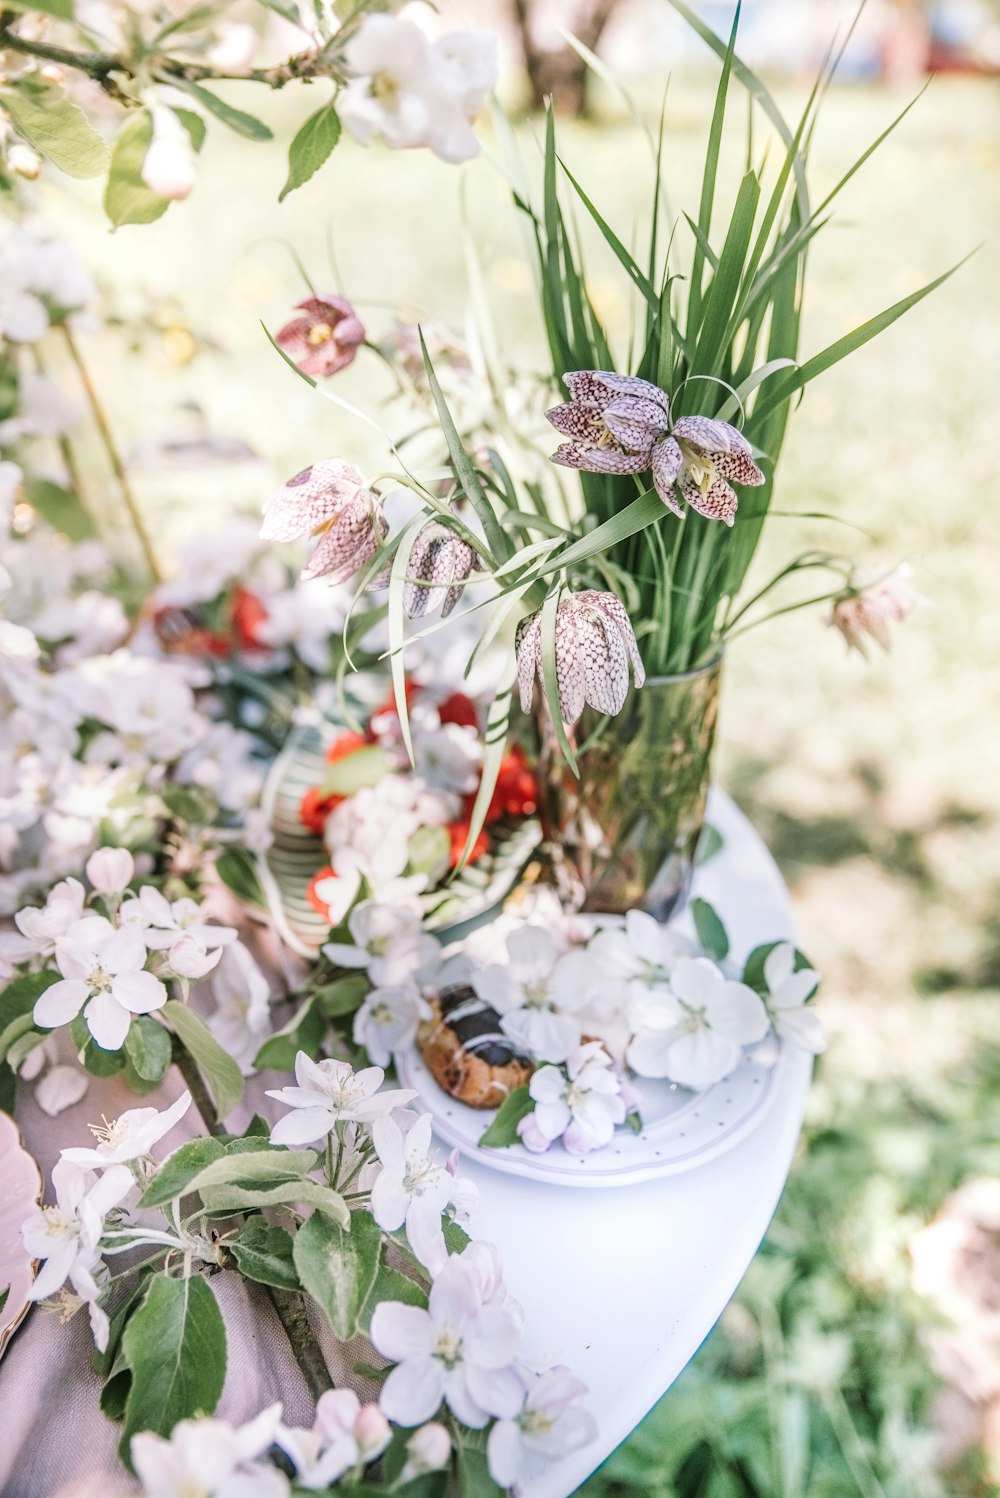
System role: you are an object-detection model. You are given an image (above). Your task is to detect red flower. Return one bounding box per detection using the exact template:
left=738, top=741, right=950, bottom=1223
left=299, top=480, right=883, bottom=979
left=437, top=691, right=479, bottom=730
left=325, top=731, right=370, bottom=764
left=486, top=744, right=538, bottom=823
left=448, top=820, right=489, bottom=869
left=152, top=605, right=230, bottom=659
left=231, top=586, right=269, bottom=651
left=299, top=787, right=343, bottom=836
left=275, top=295, right=365, bottom=379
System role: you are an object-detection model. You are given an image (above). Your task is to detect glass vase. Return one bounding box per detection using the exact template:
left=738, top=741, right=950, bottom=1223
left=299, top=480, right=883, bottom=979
left=534, top=655, right=722, bottom=919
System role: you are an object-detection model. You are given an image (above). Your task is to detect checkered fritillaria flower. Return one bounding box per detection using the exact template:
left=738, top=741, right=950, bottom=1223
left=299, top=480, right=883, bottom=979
left=403, top=521, right=482, bottom=619
left=547, top=371, right=670, bottom=477
left=260, top=459, right=388, bottom=585
left=830, top=564, right=919, bottom=657
left=546, top=371, right=765, bottom=527
left=516, top=589, right=645, bottom=726
left=275, top=295, right=365, bottom=378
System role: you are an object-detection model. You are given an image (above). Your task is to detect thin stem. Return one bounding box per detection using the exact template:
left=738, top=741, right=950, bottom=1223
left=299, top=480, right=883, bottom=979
left=724, top=589, right=843, bottom=643
left=171, top=1038, right=225, bottom=1138
left=266, top=1286, right=333, bottom=1402
left=31, top=343, right=89, bottom=516
left=59, top=324, right=163, bottom=582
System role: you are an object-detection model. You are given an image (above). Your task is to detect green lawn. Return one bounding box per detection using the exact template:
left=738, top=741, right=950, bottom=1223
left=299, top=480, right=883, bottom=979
left=38, top=69, right=1000, bottom=1496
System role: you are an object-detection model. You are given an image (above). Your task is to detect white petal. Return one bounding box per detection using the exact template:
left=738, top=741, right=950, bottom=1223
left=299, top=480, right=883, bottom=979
left=83, top=992, right=131, bottom=1051
left=379, top=1357, right=445, bottom=1427
left=35, top=1066, right=89, bottom=1116
left=662, top=1030, right=740, bottom=1088
left=370, top=1302, right=436, bottom=1363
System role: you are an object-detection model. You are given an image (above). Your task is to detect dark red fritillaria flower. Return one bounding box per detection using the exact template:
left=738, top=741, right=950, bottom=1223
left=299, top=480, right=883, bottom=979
left=275, top=295, right=365, bottom=378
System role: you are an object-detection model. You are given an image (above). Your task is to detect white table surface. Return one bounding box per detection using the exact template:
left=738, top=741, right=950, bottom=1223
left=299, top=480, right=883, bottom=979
left=467, top=788, right=812, bottom=1497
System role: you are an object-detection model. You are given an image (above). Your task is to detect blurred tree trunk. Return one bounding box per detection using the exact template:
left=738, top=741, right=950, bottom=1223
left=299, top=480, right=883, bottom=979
left=510, top=0, right=619, bottom=115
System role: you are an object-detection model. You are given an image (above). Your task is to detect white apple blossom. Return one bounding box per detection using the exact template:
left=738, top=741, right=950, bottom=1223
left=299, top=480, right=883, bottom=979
left=85, top=846, right=135, bottom=896
left=61, top=1090, right=191, bottom=1170
left=123, top=886, right=237, bottom=956
left=34, top=920, right=168, bottom=1050
left=517, top=1043, right=628, bottom=1155
left=324, top=899, right=438, bottom=987
left=627, top=956, right=769, bottom=1087
left=371, top=1112, right=477, bottom=1266
left=471, top=925, right=603, bottom=1064
left=339, top=17, right=497, bottom=165
left=3, top=876, right=86, bottom=964
left=323, top=774, right=454, bottom=895
left=267, top=1053, right=415, bottom=1146
left=411, top=710, right=482, bottom=795
left=761, top=943, right=825, bottom=1053
left=275, top=1389, right=390, bottom=1489
left=353, top=984, right=429, bottom=1067
left=131, top=1405, right=289, bottom=1498
left=21, top=1156, right=132, bottom=1301
left=370, top=1253, right=523, bottom=1428
left=487, top=1366, right=597, bottom=1486
left=207, top=940, right=274, bottom=1073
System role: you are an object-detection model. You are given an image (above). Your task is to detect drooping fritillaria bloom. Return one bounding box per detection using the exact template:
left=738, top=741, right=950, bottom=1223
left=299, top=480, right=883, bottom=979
left=516, top=589, right=645, bottom=726
left=830, top=564, right=919, bottom=657
left=547, top=371, right=765, bottom=527
left=403, top=521, right=481, bottom=618
left=260, top=459, right=388, bottom=586
left=275, top=296, right=365, bottom=379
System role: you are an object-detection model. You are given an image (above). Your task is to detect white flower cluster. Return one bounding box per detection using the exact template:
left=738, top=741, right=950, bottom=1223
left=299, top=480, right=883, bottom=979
left=20, top=1090, right=195, bottom=1352
left=463, top=911, right=825, bottom=1157
left=2, top=846, right=237, bottom=1049
left=265, top=1052, right=596, bottom=1489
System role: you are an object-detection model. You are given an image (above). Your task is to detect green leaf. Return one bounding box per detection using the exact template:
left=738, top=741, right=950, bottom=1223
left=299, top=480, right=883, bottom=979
left=0, top=1062, right=15, bottom=1115
left=386, top=516, right=426, bottom=767
left=177, top=81, right=273, bottom=140
left=743, top=942, right=818, bottom=998
left=199, top=1176, right=348, bottom=1222
left=160, top=785, right=208, bottom=824
left=139, top=1137, right=226, bottom=1209
left=457, top=1446, right=503, bottom=1498
left=419, top=331, right=509, bottom=563
left=215, top=847, right=266, bottom=909
left=314, top=973, right=370, bottom=1018
left=119, top=1275, right=227, bottom=1466
left=293, top=1208, right=383, bottom=1340
left=540, top=490, right=665, bottom=579
left=280, top=101, right=341, bottom=201
left=124, top=1016, right=172, bottom=1084
left=2, top=0, right=73, bottom=17
left=229, top=1221, right=301, bottom=1291
left=104, top=112, right=171, bottom=229
left=183, top=1145, right=319, bottom=1195
left=407, top=824, right=449, bottom=879
left=253, top=993, right=325, bottom=1071
left=5, top=1027, right=45, bottom=1072
left=0, top=82, right=108, bottom=178
left=696, top=824, right=725, bottom=865
left=0, top=970, right=59, bottom=1060
left=478, top=1085, right=533, bottom=1149
left=691, top=898, right=730, bottom=962
left=358, top=1259, right=427, bottom=1334
left=540, top=586, right=578, bottom=776
left=23, top=478, right=98, bottom=542
left=161, top=1002, right=244, bottom=1121
left=321, top=743, right=396, bottom=797
left=173, top=108, right=207, bottom=153
left=454, top=652, right=515, bottom=870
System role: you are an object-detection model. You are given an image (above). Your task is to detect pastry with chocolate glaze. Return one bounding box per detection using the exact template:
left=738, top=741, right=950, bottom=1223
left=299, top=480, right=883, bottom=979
left=418, top=984, right=533, bottom=1108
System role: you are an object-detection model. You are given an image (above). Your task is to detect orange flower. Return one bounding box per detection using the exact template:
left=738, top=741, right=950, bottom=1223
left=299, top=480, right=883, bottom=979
left=448, top=820, right=489, bottom=869
left=307, top=865, right=337, bottom=917
left=299, top=787, right=343, bottom=836
left=325, top=730, right=370, bottom=764
left=486, top=744, right=538, bottom=823
left=231, top=585, right=269, bottom=651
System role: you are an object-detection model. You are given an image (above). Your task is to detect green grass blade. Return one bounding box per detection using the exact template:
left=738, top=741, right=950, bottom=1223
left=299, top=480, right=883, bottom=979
left=540, top=586, right=578, bottom=775
left=687, top=0, right=740, bottom=338
left=558, top=157, right=659, bottom=313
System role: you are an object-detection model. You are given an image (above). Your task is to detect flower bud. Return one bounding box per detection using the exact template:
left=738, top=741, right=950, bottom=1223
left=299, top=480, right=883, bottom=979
left=354, top=1402, right=391, bottom=1460
left=402, top=1422, right=451, bottom=1477
left=141, top=107, right=197, bottom=201
left=166, top=934, right=222, bottom=980
left=85, top=846, right=135, bottom=896
left=8, top=143, right=41, bottom=180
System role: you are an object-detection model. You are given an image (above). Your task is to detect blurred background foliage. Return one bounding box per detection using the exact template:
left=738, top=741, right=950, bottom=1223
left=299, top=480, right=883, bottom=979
left=25, top=1, right=1000, bottom=1491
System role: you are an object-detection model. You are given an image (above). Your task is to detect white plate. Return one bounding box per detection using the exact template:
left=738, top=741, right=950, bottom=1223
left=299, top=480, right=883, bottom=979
left=396, top=1036, right=784, bottom=1187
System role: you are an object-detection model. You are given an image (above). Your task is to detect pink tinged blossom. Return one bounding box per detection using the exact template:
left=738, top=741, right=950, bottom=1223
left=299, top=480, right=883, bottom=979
left=371, top=1255, right=524, bottom=1429
left=85, top=846, right=135, bottom=897
left=516, top=589, right=645, bottom=726
left=520, top=1043, right=627, bottom=1155
left=651, top=415, right=765, bottom=527
left=275, top=1389, right=390, bottom=1488
left=403, top=521, right=482, bottom=619
left=34, top=922, right=167, bottom=1051
left=400, top=1421, right=452, bottom=1480
left=275, top=296, right=365, bottom=379
left=131, top=1405, right=289, bottom=1498
left=487, top=1366, right=597, bottom=1486
left=370, top=1112, right=477, bottom=1270
left=830, top=564, right=919, bottom=658
left=141, top=107, right=198, bottom=202
left=259, top=458, right=389, bottom=586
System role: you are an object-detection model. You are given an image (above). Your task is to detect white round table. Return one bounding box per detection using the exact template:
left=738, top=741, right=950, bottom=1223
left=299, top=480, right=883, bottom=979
left=466, top=789, right=812, bottom=1496
left=0, top=790, right=810, bottom=1498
